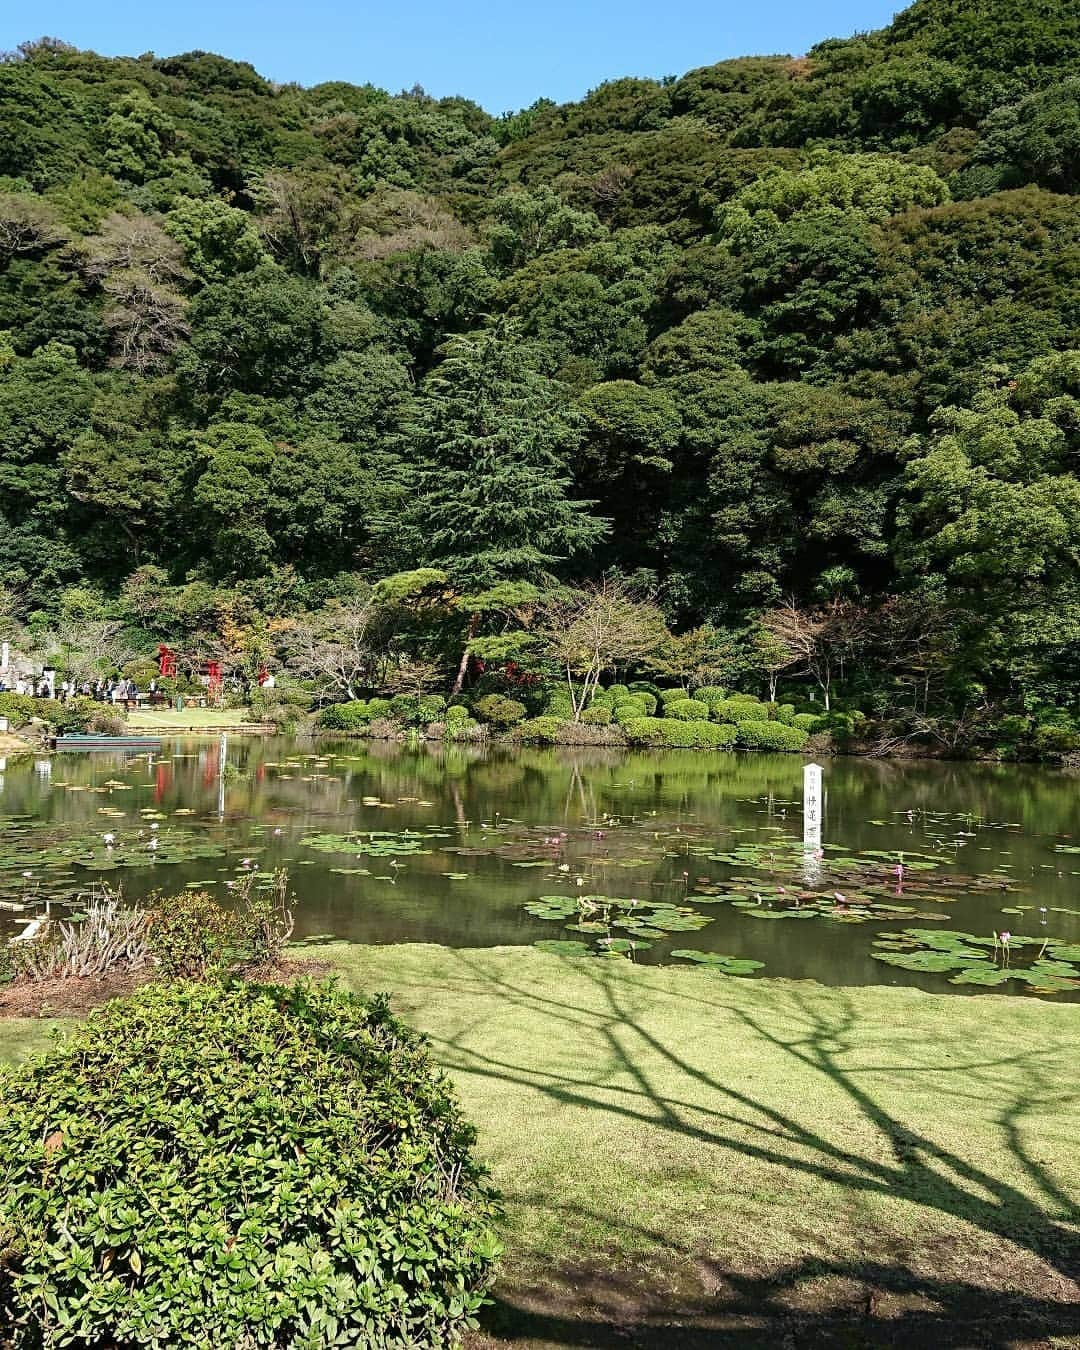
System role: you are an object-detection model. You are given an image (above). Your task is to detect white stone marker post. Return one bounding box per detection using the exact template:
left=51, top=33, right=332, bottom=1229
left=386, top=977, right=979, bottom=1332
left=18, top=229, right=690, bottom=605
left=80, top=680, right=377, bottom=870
left=803, top=763, right=822, bottom=849
left=803, top=762, right=823, bottom=884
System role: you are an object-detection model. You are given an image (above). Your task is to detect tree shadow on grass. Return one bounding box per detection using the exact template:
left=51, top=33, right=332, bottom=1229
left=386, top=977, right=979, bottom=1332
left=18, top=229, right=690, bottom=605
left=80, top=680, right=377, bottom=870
left=419, top=950, right=1080, bottom=1347
left=477, top=1264, right=1080, bottom=1348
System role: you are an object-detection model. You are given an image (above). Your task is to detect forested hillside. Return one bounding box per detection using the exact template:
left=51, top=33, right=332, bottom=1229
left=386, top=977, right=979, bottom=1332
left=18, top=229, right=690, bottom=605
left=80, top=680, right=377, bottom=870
left=2, top=0, right=1079, bottom=751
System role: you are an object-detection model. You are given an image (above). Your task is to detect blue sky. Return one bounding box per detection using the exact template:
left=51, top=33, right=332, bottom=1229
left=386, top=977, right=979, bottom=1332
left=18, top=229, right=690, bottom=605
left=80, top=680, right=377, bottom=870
left=5, top=0, right=904, bottom=112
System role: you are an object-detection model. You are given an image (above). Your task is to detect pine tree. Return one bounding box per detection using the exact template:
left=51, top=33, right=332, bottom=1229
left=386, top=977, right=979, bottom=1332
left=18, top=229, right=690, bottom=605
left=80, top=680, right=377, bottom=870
left=403, top=324, right=608, bottom=589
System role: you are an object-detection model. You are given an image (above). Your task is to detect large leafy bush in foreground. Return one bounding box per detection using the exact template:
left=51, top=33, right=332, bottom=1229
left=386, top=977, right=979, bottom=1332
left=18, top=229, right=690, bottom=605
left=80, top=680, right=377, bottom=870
left=0, top=980, right=501, bottom=1349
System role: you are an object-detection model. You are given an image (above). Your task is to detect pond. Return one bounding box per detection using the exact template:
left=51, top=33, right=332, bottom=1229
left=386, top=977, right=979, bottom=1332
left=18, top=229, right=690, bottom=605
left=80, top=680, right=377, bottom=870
left=3, top=736, right=1080, bottom=997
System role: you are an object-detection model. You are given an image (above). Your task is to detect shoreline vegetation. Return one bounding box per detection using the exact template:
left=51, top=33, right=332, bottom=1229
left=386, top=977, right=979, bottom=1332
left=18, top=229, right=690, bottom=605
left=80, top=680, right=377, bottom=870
left=6, top=702, right=1078, bottom=766
left=8, top=704, right=1077, bottom=767
left=3, top=941, right=1079, bottom=1347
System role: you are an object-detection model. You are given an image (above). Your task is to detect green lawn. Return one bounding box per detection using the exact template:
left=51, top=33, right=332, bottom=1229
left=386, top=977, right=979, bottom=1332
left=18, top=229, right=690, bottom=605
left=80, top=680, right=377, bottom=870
left=5, top=947, right=1080, bottom=1345
left=321, top=945, right=1080, bottom=1345
left=0, top=1017, right=55, bottom=1063
left=127, top=707, right=265, bottom=730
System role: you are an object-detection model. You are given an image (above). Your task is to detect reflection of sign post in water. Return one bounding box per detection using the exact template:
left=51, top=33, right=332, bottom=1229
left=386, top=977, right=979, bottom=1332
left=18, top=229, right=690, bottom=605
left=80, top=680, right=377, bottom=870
left=803, top=763, right=823, bottom=884
left=218, top=732, right=227, bottom=821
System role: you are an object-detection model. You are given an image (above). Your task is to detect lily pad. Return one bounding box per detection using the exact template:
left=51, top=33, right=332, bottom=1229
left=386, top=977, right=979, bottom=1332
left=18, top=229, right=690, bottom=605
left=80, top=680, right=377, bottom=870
left=534, top=940, right=590, bottom=956
left=670, top=949, right=765, bottom=975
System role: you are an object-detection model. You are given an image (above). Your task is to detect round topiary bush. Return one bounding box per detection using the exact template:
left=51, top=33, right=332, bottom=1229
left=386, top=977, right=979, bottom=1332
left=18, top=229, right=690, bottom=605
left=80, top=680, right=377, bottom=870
left=692, top=686, right=727, bottom=712
left=389, top=692, right=447, bottom=726
left=317, top=699, right=374, bottom=730
left=612, top=696, right=650, bottom=724
left=662, top=697, right=710, bottom=721
left=622, top=717, right=737, bottom=749
left=580, top=704, right=612, bottom=725
left=791, top=712, right=829, bottom=733
left=445, top=703, right=470, bottom=723
left=0, top=980, right=501, bottom=1349
left=474, top=694, right=527, bottom=728
left=711, top=698, right=766, bottom=725
left=516, top=715, right=563, bottom=743
left=542, top=692, right=574, bottom=717
left=735, top=720, right=809, bottom=751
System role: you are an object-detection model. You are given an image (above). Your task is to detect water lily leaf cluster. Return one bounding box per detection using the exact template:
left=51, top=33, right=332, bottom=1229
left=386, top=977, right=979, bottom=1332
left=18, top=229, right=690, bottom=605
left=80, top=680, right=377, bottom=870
left=872, top=928, right=1080, bottom=992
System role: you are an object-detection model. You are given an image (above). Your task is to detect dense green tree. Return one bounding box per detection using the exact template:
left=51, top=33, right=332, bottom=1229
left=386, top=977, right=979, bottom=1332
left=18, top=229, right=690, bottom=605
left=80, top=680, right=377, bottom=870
left=401, top=325, right=608, bottom=588
left=0, top=340, right=95, bottom=596
left=962, top=80, right=1080, bottom=195
left=180, top=264, right=324, bottom=396
left=187, top=422, right=376, bottom=579
left=714, top=153, right=949, bottom=245
left=487, top=187, right=606, bottom=272
left=164, top=196, right=268, bottom=280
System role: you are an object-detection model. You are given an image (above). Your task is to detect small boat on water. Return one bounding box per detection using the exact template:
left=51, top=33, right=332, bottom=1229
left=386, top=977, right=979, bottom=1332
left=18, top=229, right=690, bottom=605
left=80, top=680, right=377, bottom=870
left=52, top=734, right=163, bottom=751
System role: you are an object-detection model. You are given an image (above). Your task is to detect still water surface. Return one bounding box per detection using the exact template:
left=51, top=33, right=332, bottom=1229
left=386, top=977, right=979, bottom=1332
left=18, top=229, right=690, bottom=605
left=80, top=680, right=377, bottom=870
left=3, top=737, right=1080, bottom=996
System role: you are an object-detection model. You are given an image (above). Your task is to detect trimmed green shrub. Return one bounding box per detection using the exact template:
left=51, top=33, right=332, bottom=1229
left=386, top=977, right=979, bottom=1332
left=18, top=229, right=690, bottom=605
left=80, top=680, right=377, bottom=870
left=711, top=698, right=766, bottom=724
left=590, top=688, right=614, bottom=708
left=1032, top=725, right=1080, bottom=757
left=775, top=704, right=797, bottom=725
left=517, top=715, right=563, bottom=743
left=736, top=721, right=809, bottom=751
left=445, top=703, right=470, bottom=724
left=541, top=691, right=573, bottom=717
left=390, top=692, right=447, bottom=726
left=0, top=980, right=501, bottom=1348
left=250, top=686, right=311, bottom=721
left=86, top=708, right=127, bottom=736
left=629, top=680, right=662, bottom=700
left=612, top=696, right=651, bottom=723
left=622, top=717, right=737, bottom=749
left=792, top=712, right=829, bottom=733
left=50, top=697, right=110, bottom=734
left=580, top=704, right=612, bottom=725
left=147, top=889, right=236, bottom=978
left=317, top=700, right=375, bottom=730
left=474, top=694, right=527, bottom=728
left=0, top=693, right=38, bottom=725
left=692, top=686, right=727, bottom=712
left=0, top=694, right=100, bottom=734
left=443, top=717, right=484, bottom=742
left=663, top=697, right=710, bottom=721
left=275, top=685, right=315, bottom=712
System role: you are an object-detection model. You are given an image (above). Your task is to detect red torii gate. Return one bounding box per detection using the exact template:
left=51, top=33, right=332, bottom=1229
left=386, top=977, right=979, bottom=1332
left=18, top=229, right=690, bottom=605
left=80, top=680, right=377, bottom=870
left=158, top=647, right=224, bottom=705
